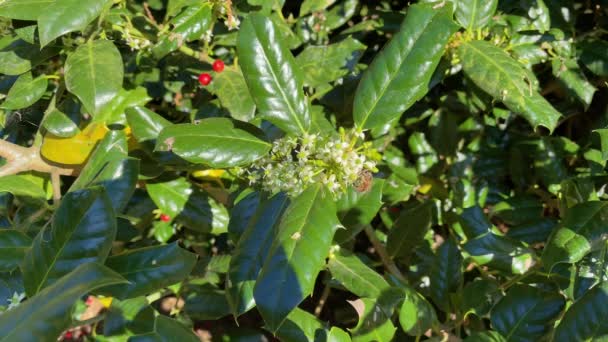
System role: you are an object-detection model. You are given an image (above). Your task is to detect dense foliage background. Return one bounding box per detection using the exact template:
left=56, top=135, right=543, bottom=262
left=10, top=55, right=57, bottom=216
left=0, top=0, right=607, bottom=341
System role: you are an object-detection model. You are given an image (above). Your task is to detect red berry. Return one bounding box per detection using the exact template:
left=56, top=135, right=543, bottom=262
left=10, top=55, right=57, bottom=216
left=64, top=331, right=73, bottom=340
left=198, top=73, right=212, bottom=86
left=160, top=214, right=171, bottom=222
left=212, top=59, right=225, bottom=72
left=85, top=296, right=94, bottom=306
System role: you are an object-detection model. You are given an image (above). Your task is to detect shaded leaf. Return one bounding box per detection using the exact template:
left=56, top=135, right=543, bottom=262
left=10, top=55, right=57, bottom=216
left=455, top=0, right=498, bottom=30
left=387, top=201, right=433, bottom=259
left=1, top=72, right=47, bottom=110
left=0, top=230, right=32, bottom=272
left=327, top=250, right=390, bottom=298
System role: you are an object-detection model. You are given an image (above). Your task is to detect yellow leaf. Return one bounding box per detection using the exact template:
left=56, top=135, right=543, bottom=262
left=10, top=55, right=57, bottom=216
left=98, top=296, right=113, bottom=308
left=41, top=122, right=109, bottom=165
left=192, top=169, right=226, bottom=180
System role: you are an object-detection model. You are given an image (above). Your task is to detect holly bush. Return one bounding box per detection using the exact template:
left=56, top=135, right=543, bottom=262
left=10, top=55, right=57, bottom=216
left=0, top=0, right=607, bottom=341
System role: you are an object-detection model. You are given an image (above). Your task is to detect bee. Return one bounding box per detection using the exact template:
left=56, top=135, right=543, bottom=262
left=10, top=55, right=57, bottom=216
left=354, top=170, right=373, bottom=193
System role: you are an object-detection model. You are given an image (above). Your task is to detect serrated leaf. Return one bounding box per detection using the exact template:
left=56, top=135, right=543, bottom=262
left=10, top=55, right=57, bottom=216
left=351, top=297, right=397, bottom=342
left=101, top=243, right=196, bottom=299
left=0, top=230, right=32, bottom=272
left=253, top=184, right=339, bottom=331
left=552, top=58, right=596, bottom=108
left=226, top=192, right=290, bottom=316
left=0, top=0, right=54, bottom=20
left=459, top=40, right=561, bottom=132
left=238, top=13, right=311, bottom=135
left=387, top=201, right=433, bottom=260
left=0, top=263, right=126, bottom=342
left=274, top=307, right=326, bottom=342
left=455, top=0, right=498, bottom=30
left=1, top=72, right=47, bottom=110
left=37, top=0, right=112, bottom=47
left=155, top=118, right=271, bottom=168
left=65, top=40, right=123, bottom=115
left=21, top=187, right=116, bottom=296
left=554, top=281, right=608, bottom=341
left=543, top=201, right=608, bottom=272
left=130, top=315, right=199, bottom=342
left=399, top=286, right=437, bottom=336
left=490, top=284, right=565, bottom=342
left=327, top=250, right=390, bottom=298
left=353, top=3, right=458, bottom=130
left=147, top=177, right=228, bottom=233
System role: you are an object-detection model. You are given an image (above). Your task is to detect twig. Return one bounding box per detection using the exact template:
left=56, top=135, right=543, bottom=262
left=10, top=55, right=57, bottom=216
left=143, top=2, right=158, bottom=26
left=0, top=139, right=80, bottom=177
left=363, top=225, right=408, bottom=284
left=314, top=274, right=331, bottom=317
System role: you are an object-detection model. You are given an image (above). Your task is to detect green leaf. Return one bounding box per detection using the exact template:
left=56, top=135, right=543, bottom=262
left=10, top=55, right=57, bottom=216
left=554, top=281, right=608, bottom=341
left=300, top=0, right=336, bottom=16
left=327, top=250, right=390, bottom=298
left=0, top=173, right=49, bottom=203
left=543, top=201, right=608, bottom=272
left=552, top=58, right=596, bottom=109
left=399, top=286, right=437, bottom=336
left=0, top=263, right=126, bottom=341
left=155, top=118, right=271, bottom=168
left=152, top=4, right=213, bottom=58
left=353, top=3, right=458, bottom=130
left=1, top=72, right=47, bottom=110
left=334, top=178, right=384, bottom=243
left=183, top=285, right=231, bottom=320
left=253, top=184, right=339, bottom=332
left=130, top=315, right=199, bottom=342
left=464, top=232, right=536, bottom=275
left=0, top=230, right=32, bottom=272
left=65, top=39, right=124, bottom=115
left=0, top=36, right=60, bottom=75
left=21, top=187, right=116, bottom=296
left=430, top=238, right=463, bottom=312
left=595, top=128, right=608, bottom=161
left=387, top=201, right=433, bottom=260
left=461, top=278, right=500, bottom=317
left=237, top=13, right=311, bottom=135
left=147, top=177, right=228, bottom=233
left=459, top=40, right=561, bottom=132
left=274, top=307, right=326, bottom=342
left=207, top=68, right=256, bottom=121
left=37, top=0, right=112, bottom=47
left=296, top=37, right=366, bottom=87
left=455, top=0, right=498, bottom=30
left=42, top=97, right=81, bottom=138
left=95, top=87, right=151, bottom=125
left=351, top=297, right=397, bottom=342
left=0, top=0, right=55, bottom=20
left=490, top=284, right=565, bottom=342
left=69, top=130, right=139, bottom=213
left=226, top=192, right=290, bottom=316
left=101, top=243, right=196, bottom=299
left=579, top=39, right=608, bottom=77
left=465, top=331, right=507, bottom=342
left=227, top=190, right=261, bottom=243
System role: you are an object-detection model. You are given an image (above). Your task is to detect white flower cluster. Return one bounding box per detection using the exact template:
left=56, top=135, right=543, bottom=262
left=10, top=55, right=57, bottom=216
left=241, top=129, right=378, bottom=197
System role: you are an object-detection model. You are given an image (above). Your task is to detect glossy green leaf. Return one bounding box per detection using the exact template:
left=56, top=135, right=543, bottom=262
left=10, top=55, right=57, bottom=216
left=237, top=13, right=311, bottom=135
left=459, top=40, right=561, bottom=132
left=95, top=87, right=151, bottom=125
left=353, top=3, right=458, bottom=130
left=0, top=230, right=32, bottom=272
left=21, top=187, right=116, bottom=296
left=130, top=315, right=199, bottom=342
left=274, top=307, right=326, bottom=342
left=300, top=0, right=336, bottom=16
left=0, top=173, right=49, bottom=203
left=296, top=37, right=365, bottom=87
left=37, top=0, right=112, bottom=47
left=69, top=130, right=138, bottom=213
left=387, top=201, right=433, bottom=260
left=430, top=238, right=463, bottom=312
left=460, top=205, right=493, bottom=238
left=464, top=232, right=536, bottom=275
left=1, top=72, right=47, bottom=110
left=596, top=128, right=608, bottom=161
left=0, top=0, right=54, bottom=20
left=327, top=250, right=390, bottom=298
left=42, top=97, right=81, bottom=138
left=552, top=58, right=596, bottom=108
left=554, top=281, right=608, bottom=341
left=207, top=68, right=256, bottom=121
left=152, top=4, right=212, bottom=58
left=490, top=284, right=565, bottom=342
left=65, top=39, right=123, bottom=115
left=579, top=39, right=608, bottom=77
left=543, top=201, right=608, bottom=272
left=253, top=184, right=339, bottom=332
left=0, top=263, right=126, bottom=341
left=102, top=296, right=155, bottom=336
left=155, top=118, right=271, bottom=168
left=455, top=0, right=498, bottom=30
left=399, top=286, right=437, bottom=336
left=461, top=279, right=500, bottom=317
left=227, top=190, right=261, bottom=243
left=183, top=284, right=231, bottom=320
left=0, top=36, right=60, bottom=75
left=226, top=192, right=290, bottom=316
left=335, top=178, right=384, bottom=243
left=101, top=243, right=196, bottom=299
left=351, top=297, right=397, bottom=342
left=147, top=177, right=228, bottom=233
left=465, top=331, right=507, bottom=342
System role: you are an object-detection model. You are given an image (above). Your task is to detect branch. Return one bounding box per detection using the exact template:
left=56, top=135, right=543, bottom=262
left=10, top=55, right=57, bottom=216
left=363, top=225, right=408, bottom=284
left=0, top=139, right=80, bottom=177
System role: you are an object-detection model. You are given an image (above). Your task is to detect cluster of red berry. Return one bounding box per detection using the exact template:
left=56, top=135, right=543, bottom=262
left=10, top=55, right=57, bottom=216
left=198, top=59, right=225, bottom=86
